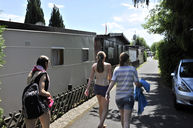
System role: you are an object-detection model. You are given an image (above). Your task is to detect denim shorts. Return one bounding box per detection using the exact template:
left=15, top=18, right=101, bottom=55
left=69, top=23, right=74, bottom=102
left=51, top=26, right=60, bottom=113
left=116, top=96, right=134, bottom=110
left=94, top=84, right=109, bottom=97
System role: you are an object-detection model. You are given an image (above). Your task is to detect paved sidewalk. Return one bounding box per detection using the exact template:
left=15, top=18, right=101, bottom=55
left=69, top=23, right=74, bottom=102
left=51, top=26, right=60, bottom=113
left=51, top=58, right=160, bottom=128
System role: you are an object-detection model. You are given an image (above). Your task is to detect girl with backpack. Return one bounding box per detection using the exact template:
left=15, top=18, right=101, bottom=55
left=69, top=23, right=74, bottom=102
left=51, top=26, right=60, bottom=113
left=24, top=55, right=52, bottom=128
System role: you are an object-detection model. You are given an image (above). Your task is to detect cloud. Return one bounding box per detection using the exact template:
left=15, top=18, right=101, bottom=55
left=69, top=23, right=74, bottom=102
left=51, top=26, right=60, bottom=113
left=104, top=1, right=162, bottom=46
left=48, top=3, right=64, bottom=9
left=113, top=16, right=123, bottom=22
left=102, top=22, right=124, bottom=31
left=121, top=3, right=135, bottom=9
left=0, top=13, right=24, bottom=23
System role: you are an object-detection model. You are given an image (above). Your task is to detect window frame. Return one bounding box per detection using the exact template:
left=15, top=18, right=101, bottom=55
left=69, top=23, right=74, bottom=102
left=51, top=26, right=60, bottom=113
left=81, top=48, right=89, bottom=62
left=51, top=47, right=64, bottom=66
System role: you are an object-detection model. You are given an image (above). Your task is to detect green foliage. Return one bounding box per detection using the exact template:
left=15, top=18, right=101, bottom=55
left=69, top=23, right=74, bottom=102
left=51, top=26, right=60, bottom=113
left=165, top=0, right=193, bottom=55
left=157, top=40, right=184, bottom=86
left=133, top=36, right=150, bottom=49
left=24, top=0, right=45, bottom=25
left=150, top=42, right=157, bottom=53
left=0, top=26, right=5, bottom=121
left=49, top=5, right=64, bottom=28
left=142, top=1, right=172, bottom=36
left=133, top=0, right=149, bottom=7
left=0, top=26, right=5, bottom=68
left=143, top=0, right=193, bottom=86
left=143, top=51, right=147, bottom=62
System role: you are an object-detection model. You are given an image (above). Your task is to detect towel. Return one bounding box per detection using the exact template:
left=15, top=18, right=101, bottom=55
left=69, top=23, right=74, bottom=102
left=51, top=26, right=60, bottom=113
left=135, top=79, right=150, bottom=115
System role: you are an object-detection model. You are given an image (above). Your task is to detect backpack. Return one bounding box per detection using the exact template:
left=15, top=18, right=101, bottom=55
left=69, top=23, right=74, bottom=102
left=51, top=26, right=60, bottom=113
left=22, top=72, right=46, bottom=119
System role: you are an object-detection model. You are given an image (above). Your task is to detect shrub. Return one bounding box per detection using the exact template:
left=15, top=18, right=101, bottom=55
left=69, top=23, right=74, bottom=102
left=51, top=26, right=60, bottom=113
left=157, top=40, right=184, bottom=87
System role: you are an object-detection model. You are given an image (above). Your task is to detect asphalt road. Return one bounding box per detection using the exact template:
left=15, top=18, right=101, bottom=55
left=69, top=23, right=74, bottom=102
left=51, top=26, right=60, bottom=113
left=66, top=58, right=193, bottom=128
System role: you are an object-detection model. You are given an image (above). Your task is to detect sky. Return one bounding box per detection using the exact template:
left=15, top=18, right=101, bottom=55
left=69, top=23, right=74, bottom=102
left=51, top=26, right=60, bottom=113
left=0, top=0, right=164, bottom=47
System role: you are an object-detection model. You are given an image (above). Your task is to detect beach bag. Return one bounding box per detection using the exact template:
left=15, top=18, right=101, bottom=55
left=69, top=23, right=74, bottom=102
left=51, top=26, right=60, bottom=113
left=22, top=73, right=46, bottom=119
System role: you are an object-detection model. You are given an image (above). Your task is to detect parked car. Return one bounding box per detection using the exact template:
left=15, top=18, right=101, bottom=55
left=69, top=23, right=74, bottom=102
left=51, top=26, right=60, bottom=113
left=171, top=59, right=193, bottom=109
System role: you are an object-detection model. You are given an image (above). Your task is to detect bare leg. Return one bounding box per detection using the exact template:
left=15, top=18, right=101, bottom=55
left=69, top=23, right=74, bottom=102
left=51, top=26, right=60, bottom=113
left=39, top=111, right=50, bottom=128
left=25, top=118, right=36, bottom=128
left=98, top=96, right=109, bottom=128
left=123, top=109, right=132, bottom=128
left=119, top=109, right=124, bottom=128
left=97, top=95, right=109, bottom=128
left=96, top=95, right=103, bottom=120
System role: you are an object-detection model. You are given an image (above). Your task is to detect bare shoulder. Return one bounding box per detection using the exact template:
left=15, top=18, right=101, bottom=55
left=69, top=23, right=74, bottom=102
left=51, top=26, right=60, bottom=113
left=40, top=73, right=47, bottom=81
left=104, top=62, right=111, bottom=67
left=92, top=63, right=97, bottom=67
left=92, top=63, right=97, bottom=70
left=104, top=62, right=112, bottom=69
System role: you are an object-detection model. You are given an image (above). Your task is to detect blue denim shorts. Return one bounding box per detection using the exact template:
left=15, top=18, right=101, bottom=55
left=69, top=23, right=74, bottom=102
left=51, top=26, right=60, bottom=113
left=116, top=96, right=134, bottom=110
left=94, top=84, right=109, bottom=97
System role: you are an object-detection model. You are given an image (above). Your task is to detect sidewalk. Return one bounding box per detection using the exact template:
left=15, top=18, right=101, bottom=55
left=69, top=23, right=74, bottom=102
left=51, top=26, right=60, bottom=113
left=51, top=58, right=159, bottom=128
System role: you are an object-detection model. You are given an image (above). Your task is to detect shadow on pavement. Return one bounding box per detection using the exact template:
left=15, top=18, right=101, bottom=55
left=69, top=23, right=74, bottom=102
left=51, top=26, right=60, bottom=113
left=88, top=73, right=193, bottom=128
left=89, top=107, right=121, bottom=122
left=132, top=73, right=193, bottom=128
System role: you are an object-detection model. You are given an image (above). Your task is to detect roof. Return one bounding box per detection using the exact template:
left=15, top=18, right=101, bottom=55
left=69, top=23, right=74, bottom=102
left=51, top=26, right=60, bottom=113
left=96, top=33, right=130, bottom=45
left=0, top=20, right=96, bottom=36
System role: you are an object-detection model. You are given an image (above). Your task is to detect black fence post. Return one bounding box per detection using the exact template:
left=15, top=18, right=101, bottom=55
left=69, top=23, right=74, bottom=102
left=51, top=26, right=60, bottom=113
left=68, top=84, right=72, bottom=91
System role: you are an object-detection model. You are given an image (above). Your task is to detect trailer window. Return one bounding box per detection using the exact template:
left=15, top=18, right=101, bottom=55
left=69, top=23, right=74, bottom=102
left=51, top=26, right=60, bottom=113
left=52, top=49, right=64, bottom=65
left=82, top=48, right=89, bottom=62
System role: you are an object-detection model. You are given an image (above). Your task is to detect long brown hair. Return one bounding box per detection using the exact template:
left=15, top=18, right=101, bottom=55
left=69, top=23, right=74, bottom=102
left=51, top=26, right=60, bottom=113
left=119, top=52, right=129, bottom=66
left=96, top=51, right=106, bottom=73
left=36, top=55, right=49, bottom=70
left=27, top=55, right=49, bottom=84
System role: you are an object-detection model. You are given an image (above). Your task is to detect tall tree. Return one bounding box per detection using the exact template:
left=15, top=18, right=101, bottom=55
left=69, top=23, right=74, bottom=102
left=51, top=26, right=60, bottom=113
left=24, top=0, right=45, bottom=25
left=49, top=5, right=64, bottom=28
left=143, top=0, right=193, bottom=85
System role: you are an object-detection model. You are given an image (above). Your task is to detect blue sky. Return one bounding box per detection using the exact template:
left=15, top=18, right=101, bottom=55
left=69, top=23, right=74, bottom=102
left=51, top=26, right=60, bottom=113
left=0, top=0, right=163, bottom=46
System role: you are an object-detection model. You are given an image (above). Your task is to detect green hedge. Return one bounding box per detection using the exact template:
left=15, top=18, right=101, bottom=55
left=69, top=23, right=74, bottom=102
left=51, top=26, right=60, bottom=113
left=157, top=40, right=184, bottom=87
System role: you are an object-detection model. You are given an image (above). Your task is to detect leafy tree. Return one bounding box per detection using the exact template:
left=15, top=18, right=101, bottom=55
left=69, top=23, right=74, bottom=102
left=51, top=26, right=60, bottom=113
left=49, top=5, right=64, bottom=28
left=133, top=0, right=149, bottom=7
left=0, top=26, right=5, bottom=121
left=132, top=36, right=149, bottom=49
left=143, top=0, right=193, bottom=86
left=24, top=0, right=45, bottom=25
left=143, top=0, right=193, bottom=57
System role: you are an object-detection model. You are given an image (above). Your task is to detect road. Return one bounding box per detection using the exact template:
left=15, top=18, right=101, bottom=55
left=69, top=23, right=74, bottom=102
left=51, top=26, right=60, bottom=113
left=66, top=58, right=193, bottom=128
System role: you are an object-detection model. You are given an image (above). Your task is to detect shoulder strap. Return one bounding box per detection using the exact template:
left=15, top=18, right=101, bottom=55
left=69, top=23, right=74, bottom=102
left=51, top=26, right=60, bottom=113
left=29, top=71, right=47, bottom=84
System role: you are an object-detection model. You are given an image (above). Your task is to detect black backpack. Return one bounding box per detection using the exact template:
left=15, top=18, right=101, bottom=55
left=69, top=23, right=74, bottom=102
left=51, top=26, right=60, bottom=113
left=22, top=72, right=46, bottom=119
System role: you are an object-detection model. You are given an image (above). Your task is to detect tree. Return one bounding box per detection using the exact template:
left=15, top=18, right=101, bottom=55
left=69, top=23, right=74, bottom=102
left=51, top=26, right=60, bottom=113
left=24, top=0, right=45, bottom=25
left=49, top=5, right=64, bottom=28
left=143, top=0, right=193, bottom=86
left=0, top=26, right=5, bottom=121
left=132, top=35, right=150, bottom=49
left=143, top=0, right=193, bottom=56
left=133, top=0, right=149, bottom=7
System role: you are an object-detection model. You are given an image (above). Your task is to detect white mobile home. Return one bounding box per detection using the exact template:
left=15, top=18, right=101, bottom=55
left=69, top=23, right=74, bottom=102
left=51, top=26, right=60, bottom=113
left=0, top=20, right=96, bottom=116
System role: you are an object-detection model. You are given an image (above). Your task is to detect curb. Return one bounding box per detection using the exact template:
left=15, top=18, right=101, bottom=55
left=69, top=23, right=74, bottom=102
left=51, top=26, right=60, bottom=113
left=50, top=96, right=98, bottom=128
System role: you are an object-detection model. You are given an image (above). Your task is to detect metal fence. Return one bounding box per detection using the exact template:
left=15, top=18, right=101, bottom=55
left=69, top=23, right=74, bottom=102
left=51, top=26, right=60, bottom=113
left=0, top=83, right=95, bottom=128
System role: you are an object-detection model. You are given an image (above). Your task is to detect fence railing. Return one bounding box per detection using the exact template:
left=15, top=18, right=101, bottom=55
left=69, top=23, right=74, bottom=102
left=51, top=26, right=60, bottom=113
left=0, top=82, right=95, bottom=128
